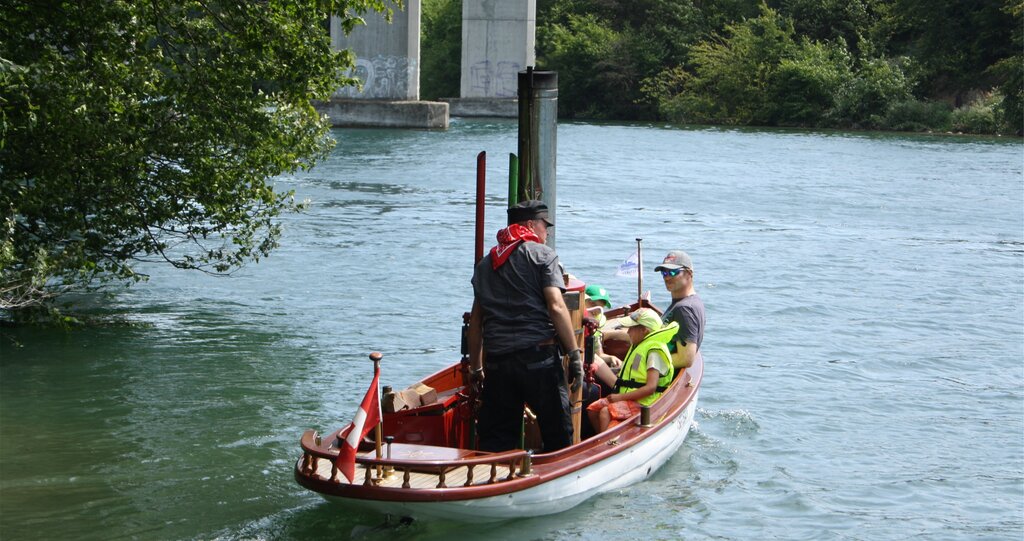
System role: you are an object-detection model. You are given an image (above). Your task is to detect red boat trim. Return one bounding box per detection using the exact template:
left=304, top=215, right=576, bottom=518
left=294, top=354, right=702, bottom=503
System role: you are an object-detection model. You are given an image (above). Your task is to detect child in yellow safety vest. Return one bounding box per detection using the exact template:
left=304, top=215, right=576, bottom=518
left=586, top=308, right=676, bottom=433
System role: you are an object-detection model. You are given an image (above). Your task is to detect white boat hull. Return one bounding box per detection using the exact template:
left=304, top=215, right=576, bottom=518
left=319, top=394, right=698, bottom=522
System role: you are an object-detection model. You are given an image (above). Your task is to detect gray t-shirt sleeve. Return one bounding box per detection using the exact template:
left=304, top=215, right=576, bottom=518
left=673, top=305, right=700, bottom=344
left=665, top=295, right=705, bottom=352
left=539, top=250, right=565, bottom=291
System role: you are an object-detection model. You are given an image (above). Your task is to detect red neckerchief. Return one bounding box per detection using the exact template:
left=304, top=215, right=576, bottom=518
left=489, top=223, right=541, bottom=269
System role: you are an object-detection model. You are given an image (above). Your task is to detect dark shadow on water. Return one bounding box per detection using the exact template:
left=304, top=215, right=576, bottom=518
left=233, top=501, right=525, bottom=541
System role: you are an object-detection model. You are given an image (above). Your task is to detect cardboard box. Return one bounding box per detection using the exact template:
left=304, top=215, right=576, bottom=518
left=409, top=383, right=437, bottom=406
left=383, top=388, right=421, bottom=413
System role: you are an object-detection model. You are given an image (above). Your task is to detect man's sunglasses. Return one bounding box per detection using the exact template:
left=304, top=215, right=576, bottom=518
left=660, top=268, right=685, bottom=277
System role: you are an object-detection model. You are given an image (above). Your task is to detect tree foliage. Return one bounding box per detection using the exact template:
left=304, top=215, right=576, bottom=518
left=538, top=14, right=621, bottom=118
left=0, top=0, right=394, bottom=315
left=654, top=5, right=862, bottom=126
left=642, top=1, right=1018, bottom=131
left=831, top=55, right=914, bottom=127
left=990, top=1, right=1023, bottom=134
left=777, top=0, right=877, bottom=55
left=537, top=0, right=707, bottom=119
left=530, top=0, right=1019, bottom=132
left=879, top=0, right=1018, bottom=102
left=420, top=0, right=461, bottom=100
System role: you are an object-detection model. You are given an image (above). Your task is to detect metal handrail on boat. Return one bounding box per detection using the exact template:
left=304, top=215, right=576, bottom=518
left=298, top=429, right=531, bottom=488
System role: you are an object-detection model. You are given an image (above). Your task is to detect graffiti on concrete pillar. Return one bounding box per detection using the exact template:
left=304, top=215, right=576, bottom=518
left=495, top=61, right=519, bottom=97
left=470, top=60, right=521, bottom=98
left=470, top=61, right=492, bottom=96
left=335, top=55, right=416, bottom=99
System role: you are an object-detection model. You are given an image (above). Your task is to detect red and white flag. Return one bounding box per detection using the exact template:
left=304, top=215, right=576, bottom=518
left=334, top=367, right=381, bottom=482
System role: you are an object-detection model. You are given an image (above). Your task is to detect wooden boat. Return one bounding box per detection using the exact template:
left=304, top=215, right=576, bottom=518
left=296, top=135, right=701, bottom=519
left=294, top=295, right=703, bottom=521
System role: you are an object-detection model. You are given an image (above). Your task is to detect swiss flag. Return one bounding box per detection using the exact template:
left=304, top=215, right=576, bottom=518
left=334, top=367, right=381, bottom=482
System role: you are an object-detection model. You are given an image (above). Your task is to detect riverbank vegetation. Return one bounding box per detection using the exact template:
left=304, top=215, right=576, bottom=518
left=422, top=0, right=1021, bottom=135
left=0, top=1, right=394, bottom=320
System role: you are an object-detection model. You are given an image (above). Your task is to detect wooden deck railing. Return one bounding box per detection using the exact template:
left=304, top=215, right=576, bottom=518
left=298, top=430, right=531, bottom=488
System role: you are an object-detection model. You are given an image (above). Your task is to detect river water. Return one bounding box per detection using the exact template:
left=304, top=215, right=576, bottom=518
left=1, top=119, right=1021, bottom=540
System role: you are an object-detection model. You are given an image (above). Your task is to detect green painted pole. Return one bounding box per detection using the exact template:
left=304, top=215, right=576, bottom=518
left=508, top=153, right=519, bottom=207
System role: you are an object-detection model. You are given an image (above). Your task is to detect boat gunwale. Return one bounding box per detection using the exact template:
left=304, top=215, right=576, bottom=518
left=294, top=353, right=703, bottom=502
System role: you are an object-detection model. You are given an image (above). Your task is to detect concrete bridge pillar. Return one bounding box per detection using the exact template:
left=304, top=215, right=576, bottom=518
left=447, top=0, right=536, bottom=117
left=318, top=1, right=449, bottom=128
left=330, top=3, right=420, bottom=100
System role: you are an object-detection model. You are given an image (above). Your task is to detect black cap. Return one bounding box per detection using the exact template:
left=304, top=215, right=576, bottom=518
left=507, top=200, right=554, bottom=226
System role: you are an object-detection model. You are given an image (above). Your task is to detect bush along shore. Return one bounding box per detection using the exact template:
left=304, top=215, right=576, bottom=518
left=420, top=0, right=1022, bottom=136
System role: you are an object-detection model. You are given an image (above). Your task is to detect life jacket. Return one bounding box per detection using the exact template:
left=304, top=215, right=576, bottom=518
left=614, top=321, right=678, bottom=407
left=662, top=314, right=690, bottom=369
left=666, top=336, right=690, bottom=369
left=594, top=311, right=607, bottom=340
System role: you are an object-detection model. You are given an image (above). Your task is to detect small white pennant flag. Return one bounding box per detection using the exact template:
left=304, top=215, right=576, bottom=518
left=615, top=251, right=639, bottom=277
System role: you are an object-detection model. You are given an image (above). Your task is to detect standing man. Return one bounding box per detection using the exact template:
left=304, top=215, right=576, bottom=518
left=468, top=200, right=583, bottom=452
left=654, top=250, right=706, bottom=369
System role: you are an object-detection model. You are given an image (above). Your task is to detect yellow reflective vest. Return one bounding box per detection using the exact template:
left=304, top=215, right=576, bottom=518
left=594, top=311, right=608, bottom=340
left=615, top=321, right=678, bottom=407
